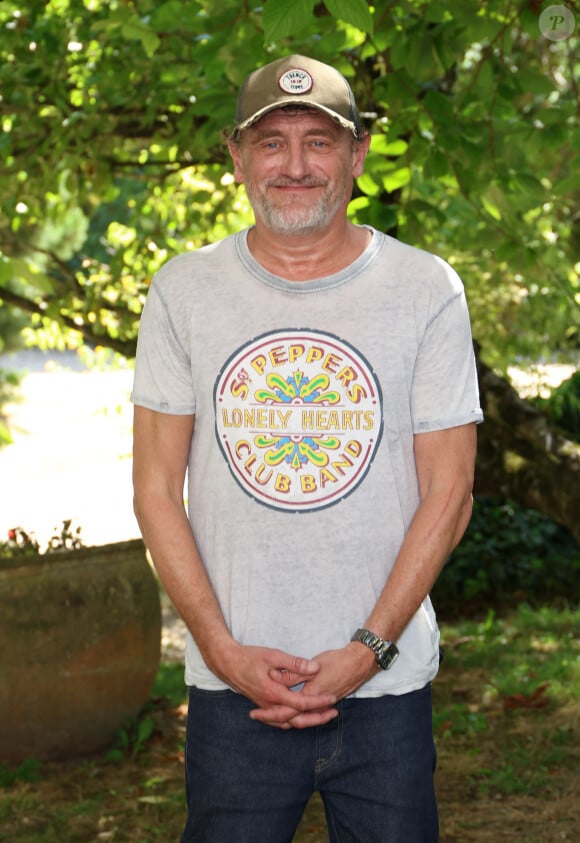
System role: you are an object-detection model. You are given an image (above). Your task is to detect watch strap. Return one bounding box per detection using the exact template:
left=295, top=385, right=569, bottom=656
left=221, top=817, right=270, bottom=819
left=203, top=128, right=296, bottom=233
left=351, top=627, right=399, bottom=670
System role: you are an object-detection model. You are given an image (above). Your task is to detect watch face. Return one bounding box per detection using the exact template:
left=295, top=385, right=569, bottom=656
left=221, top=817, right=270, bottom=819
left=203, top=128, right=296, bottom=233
left=377, top=643, right=399, bottom=670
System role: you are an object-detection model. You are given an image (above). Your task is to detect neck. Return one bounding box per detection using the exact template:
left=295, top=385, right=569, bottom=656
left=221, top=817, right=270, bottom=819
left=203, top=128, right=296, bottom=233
left=247, top=220, right=370, bottom=281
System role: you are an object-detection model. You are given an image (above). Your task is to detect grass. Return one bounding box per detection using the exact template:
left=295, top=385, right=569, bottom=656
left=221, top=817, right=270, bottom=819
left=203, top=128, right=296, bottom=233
left=432, top=603, right=579, bottom=841
left=0, top=603, right=578, bottom=842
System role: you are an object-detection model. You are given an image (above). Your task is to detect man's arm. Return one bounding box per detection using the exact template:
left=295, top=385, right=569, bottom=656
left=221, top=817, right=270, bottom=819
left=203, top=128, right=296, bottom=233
left=132, top=405, right=338, bottom=725
left=362, top=421, right=476, bottom=641
left=256, top=422, right=477, bottom=725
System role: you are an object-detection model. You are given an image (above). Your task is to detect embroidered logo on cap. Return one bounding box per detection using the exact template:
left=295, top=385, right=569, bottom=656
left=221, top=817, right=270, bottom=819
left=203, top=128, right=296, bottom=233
left=278, top=67, right=314, bottom=95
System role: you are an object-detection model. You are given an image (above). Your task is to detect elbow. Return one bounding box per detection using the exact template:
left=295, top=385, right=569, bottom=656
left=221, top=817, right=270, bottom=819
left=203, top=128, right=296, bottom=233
left=452, top=489, right=474, bottom=550
left=133, top=492, right=142, bottom=524
left=462, top=490, right=474, bottom=530
left=132, top=492, right=147, bottom=539
left=132, top=475, right=154, bottom=539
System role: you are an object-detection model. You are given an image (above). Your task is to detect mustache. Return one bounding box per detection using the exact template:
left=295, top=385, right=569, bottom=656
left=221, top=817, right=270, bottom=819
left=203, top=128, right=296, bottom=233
left=265, top=177, right=327, bottom=188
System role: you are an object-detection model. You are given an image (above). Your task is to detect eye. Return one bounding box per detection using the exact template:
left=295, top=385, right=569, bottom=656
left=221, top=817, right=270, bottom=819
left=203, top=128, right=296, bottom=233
left=257, top=138, right=284, bottom=152
left=310, top=139, right=331, bottom=151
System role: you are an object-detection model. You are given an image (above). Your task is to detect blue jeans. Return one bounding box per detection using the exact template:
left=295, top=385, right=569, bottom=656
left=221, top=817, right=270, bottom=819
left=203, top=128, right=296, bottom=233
left=180, top=683, right=438, bottom=842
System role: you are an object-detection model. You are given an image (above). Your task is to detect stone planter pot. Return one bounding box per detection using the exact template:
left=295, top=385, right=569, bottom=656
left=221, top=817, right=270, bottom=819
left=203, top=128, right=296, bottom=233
left=0, top=539, right=161, bottom=762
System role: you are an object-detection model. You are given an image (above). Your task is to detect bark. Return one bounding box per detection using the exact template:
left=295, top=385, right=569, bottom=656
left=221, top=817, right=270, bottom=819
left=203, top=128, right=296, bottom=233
left=474, top=348, right=580, bottom=544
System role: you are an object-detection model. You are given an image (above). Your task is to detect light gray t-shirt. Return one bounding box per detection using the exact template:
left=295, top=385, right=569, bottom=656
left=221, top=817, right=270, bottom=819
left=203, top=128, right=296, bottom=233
left=132, top=227, right=483, bottom=696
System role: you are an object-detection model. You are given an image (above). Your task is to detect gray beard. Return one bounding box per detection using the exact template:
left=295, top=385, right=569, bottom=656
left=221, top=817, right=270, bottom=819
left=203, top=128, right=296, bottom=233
left=245, top=182, right=347, bottom=236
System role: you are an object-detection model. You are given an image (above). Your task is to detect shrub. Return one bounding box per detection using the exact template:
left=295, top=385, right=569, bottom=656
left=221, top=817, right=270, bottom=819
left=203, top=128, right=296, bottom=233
left=433, top=496, right=580, bottom=615
left=533, top=369, right=580, bottom=442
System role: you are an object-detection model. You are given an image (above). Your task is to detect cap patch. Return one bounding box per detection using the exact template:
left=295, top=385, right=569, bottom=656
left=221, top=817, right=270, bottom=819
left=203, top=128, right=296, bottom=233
left=278, top=67, right=314, bottom=95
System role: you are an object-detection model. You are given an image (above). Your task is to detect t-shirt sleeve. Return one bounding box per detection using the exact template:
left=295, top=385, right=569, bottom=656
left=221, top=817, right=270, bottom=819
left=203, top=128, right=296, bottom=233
left=131, top=281, right=196, bottom=415
left=411, top=271, right=483, bottom=433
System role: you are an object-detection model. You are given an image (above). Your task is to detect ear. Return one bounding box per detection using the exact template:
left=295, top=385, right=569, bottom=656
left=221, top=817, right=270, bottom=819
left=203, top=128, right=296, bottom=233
left=228, top=140, right=246, bottom=184
left=351, top=133, right=371, bottom=179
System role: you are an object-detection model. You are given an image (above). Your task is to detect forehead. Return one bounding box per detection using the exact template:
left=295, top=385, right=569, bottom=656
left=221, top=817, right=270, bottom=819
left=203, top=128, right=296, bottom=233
left=245, top=107, right=346, bottom=138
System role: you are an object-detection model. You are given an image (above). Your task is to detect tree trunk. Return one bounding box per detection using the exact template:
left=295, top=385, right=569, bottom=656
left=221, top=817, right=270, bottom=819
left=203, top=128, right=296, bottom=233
left=474, top=348, right=580, bottom=544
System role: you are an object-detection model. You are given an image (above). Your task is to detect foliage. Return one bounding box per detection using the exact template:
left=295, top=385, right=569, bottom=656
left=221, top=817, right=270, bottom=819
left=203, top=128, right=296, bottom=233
left=0, top=368, right=20, bottom=447
left=0, top=526, right=41, bottom=556
left=0, top=519, right=84, bottom=558
left=103, top=663, right=187, bottom=762
left=0, top=759, right=40, bottom=789
left=105, top=714, right=155, bottom=763
left=0, top=300, right=26, bottom=446
left=533, top=368, right=580, bottom=440
left=104, top=661, right=191, bottom=762
left=152, top=661, right=189, bottom=708
left=0, top=0, right=577, bottom=369
left=433, top=495, right=580, bottom=613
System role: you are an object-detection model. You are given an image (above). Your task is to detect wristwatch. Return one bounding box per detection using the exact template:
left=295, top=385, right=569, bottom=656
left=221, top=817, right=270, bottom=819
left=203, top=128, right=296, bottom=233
left=351, top=628, right=399, bottom=670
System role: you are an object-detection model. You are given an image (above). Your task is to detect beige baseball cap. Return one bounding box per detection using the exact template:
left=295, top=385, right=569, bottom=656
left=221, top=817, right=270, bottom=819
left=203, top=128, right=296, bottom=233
left=234, top=54, right=362, bottom=136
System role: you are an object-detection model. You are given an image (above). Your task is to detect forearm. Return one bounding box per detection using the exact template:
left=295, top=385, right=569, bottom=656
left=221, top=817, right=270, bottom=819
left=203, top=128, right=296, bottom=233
left=361, top=424, right=476, bottom=644
left=297, top=425, right=478, bottom=703
left=286, top=483, right=474, bottom=707
left=133, top=489, right=234, bottom=670
left=132, top=407, right=236, bottom=675
left=134, top=486, right=337, bottom=723
left=363, top=486, right=473, bottom=643
left=131, top=398, right=338, bottom=728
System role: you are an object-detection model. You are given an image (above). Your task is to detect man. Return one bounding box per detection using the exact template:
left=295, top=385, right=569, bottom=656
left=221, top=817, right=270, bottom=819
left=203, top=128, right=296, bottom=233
left=132, top=54, right=483, bottom=842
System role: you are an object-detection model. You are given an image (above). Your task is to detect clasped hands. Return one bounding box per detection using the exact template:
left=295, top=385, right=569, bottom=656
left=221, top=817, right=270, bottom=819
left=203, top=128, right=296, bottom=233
left=221, top=643, right=378, bottom=730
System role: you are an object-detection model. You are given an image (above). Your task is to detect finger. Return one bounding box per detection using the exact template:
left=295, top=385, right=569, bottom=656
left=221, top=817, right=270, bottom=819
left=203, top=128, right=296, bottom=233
left=249, top=704, right=301, bottom=725
left=260, top=679, right=336, bottom=713
left=249, top=698, right=338, bottom=726
left=287, top=708, right=339, bottom=729
left=273, top=654, right=320, bottom=676
left=261, top=721, right=293, bottom=731
left=268, top=668, right=310, bottom=687
left=253, top=706, right=339, bottom=729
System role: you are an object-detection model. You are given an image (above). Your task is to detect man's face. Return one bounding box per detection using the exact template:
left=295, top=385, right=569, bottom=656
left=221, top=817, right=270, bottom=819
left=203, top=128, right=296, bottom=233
left=229, top=109, right=369, bottom=236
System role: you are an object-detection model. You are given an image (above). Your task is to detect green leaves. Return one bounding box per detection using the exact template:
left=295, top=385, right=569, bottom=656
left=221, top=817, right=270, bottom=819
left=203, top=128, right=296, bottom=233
left=262, top=0, right=373, bottom=41
left=90, top=8, right=161, bottom=56
left=322, top=0, right=374, bottom=35
left=435, top=496, right=580, bottom=611
left=0, top=0, right=577, bottom=369
left=262, top=0, right=316, bottom=40
left=370, top=136, right=409, bottom=156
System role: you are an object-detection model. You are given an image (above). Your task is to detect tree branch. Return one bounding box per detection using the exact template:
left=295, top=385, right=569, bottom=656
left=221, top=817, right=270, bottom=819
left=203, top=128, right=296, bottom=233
left=475, top=347, right=580, bottom=543
left=0, top=287, right=137, bottom=358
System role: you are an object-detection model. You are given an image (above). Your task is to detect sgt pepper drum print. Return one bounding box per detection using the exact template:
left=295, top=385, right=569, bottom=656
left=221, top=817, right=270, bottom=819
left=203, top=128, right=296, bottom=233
left=214, top=329, right=384, bottom=512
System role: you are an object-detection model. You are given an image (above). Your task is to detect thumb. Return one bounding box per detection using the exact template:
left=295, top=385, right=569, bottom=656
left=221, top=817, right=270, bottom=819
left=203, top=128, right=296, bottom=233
left=268, top=667, right=308, bottom=688
left=283, top=654, right=320, bottom=676
left=268, top=654, right=320, bottom=686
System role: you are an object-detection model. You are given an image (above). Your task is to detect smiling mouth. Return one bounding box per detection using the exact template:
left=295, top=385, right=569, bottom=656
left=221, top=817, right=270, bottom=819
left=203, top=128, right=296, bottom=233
left=276, top=185, right=318, bottom=194
left=269, top=179, right=326, bottom=189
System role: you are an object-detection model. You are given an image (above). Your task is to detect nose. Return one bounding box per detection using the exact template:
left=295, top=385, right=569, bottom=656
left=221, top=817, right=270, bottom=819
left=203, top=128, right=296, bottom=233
left=281, top=140, right=310, bottom=180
